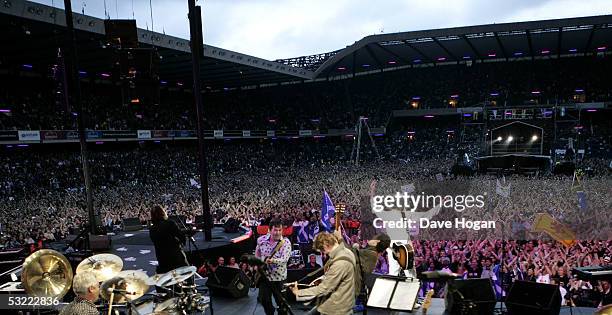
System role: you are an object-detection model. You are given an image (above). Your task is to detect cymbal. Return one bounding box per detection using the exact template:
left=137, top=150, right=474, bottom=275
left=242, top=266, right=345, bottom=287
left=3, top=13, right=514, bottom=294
left=596, top=305, right=612, bottom=315
left=21, top=249, right=73, bottom=298
left=100, top=270, right=149, bottom=303
left=146, top=273, right=163, bottom=286
left=155, top=266, right=196, bottom=287
left=76, top=254, right=123, bottom=282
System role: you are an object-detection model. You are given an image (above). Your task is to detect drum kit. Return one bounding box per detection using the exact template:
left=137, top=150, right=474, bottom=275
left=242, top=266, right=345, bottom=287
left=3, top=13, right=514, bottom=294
left=20, top=249, right=210, bottom=314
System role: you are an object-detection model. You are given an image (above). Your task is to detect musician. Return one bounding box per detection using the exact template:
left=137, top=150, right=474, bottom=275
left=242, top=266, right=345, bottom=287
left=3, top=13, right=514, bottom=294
left=255, top=219, right=292, bottom=315
left=149, top=205, right=189, bottom=274
left=291, top=232, right=356, bottom=315
left=59, top=272, right=99, bottom=315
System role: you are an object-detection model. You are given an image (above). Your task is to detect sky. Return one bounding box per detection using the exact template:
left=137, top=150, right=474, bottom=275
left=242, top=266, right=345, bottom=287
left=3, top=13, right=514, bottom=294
left=31, top=0, right=612, bottom=60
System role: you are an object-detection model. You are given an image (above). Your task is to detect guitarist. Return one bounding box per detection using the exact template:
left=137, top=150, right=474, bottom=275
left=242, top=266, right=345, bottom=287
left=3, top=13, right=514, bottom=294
left=255, top=219, right=292, bottom=315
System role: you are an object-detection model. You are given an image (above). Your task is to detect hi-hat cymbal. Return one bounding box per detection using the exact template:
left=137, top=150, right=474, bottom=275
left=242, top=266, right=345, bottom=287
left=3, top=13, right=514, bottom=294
left=100, top=270, right=149, bottom=303
left=155, top=266, right=196, bottom=287
left=21, top=249, right=73, bottom=298
left=76, top=254, right=123, bottom=282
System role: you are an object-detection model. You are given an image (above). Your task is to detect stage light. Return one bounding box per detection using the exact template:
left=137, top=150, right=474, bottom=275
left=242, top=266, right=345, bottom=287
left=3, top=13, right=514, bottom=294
left=496, top=136, right=502, bottom=141
left=507, top=136, right=513, bottom=142
left=531, top=135, right=538, bottom=141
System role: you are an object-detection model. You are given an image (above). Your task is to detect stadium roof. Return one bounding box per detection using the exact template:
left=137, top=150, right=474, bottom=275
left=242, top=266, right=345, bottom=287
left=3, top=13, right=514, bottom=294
left=278, top=15, right=612, bottom=78
left=0, top=0, right=313, bottom=89
left=2, top=0, right=612, bottom=89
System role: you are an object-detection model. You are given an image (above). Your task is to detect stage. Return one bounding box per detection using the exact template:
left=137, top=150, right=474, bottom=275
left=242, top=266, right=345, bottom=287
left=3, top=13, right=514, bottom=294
left=108, top=226, right=254, bottom=274
left=105, top=229, right=597, bottom=315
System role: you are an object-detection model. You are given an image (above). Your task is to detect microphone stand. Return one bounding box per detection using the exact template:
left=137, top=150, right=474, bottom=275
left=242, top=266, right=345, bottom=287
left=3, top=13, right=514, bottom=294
left=257, top=265, right=295, bottom=315
left=175, top=216, right=199, bottom=252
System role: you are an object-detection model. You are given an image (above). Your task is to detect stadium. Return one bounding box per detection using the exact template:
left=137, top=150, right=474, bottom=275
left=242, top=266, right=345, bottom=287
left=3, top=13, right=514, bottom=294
left=0, top=0, right=610, bottom=314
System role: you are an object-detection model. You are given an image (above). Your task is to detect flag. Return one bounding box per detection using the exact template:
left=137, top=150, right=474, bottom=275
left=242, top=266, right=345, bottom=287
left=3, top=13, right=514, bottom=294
left=320, top=190, right=336, bottom=232
left=577, top=191, right=587, bottom=210
left=571, top=170, right=584, bottom=192
left=495, top=177, right=511, bottom=198
left=532, top=213, right=577, bottom=247
left=189, top=178, right=201, bottom=189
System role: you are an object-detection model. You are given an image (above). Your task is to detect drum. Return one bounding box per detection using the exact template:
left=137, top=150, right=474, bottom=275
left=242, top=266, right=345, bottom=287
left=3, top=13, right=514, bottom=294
left=153, top=297, right=182, bottom=315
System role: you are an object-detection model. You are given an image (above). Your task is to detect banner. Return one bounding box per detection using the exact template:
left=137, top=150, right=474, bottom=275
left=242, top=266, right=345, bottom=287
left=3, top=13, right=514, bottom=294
left=17, top=130, right=40, bottom=141
left=213, top=130, right=223, bottom=138
left=153, top=130, right=169, bottom=138
left=137, top=130, right=151, bottom=139
left=299, top=130, right=312, bottom=136
left=266, top=130, right=275, bottom=137
left=242, top=130, right=251, bottom=137
left=0, top=131, right=19, bottom=141
left=87, top=131, right=103, bottom=139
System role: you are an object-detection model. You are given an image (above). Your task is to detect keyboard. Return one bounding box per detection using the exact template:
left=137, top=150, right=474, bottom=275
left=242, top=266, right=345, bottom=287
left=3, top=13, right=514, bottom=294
left=572, top=265, right=612, bottom=280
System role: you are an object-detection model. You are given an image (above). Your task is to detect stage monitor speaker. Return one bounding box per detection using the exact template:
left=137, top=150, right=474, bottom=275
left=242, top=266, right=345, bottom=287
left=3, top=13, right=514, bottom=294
left=104, top=20, right=138, bottom=48
left=195, top=215, right=204, bottom=228
left=206, top=266, right=250, bottom=298
left=123, top=217, right=142, bottom=231
left=506, top=280, right=561, bottom=315
left=445, top=278, right=496, bottom=315
left=88, top=234, right=112, bottom=251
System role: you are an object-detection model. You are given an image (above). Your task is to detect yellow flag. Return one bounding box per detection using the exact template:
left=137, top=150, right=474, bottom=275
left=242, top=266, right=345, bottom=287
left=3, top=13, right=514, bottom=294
left=532, top=213, right=577, bottom=247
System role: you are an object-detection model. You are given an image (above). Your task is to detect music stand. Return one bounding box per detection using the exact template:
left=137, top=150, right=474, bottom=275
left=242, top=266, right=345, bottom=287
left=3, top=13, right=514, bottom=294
left=366, top=275, right=420, bottom=312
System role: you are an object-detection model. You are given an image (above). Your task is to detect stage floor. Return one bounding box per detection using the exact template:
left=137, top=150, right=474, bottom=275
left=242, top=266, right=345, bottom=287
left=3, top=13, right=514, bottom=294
left=209, top=293, right=597, bottom=315
left=109, top=227, right=245, bottom=274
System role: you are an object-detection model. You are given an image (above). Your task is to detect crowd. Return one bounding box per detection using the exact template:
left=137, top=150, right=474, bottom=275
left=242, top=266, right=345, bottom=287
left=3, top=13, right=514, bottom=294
left=1, top=55, right=611, bottom=131
left=0, top=52, right=611, bottom=308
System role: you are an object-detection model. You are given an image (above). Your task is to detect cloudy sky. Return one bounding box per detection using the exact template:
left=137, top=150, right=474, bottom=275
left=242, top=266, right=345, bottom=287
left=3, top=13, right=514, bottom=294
left=32, top=0, right=611, bottom=60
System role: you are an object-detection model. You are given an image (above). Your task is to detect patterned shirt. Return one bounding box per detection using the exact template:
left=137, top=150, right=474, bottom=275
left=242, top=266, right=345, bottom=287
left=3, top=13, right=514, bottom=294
left=59, top=296, right=98, bottom=315
left=255, top=234, right=291, bottom=281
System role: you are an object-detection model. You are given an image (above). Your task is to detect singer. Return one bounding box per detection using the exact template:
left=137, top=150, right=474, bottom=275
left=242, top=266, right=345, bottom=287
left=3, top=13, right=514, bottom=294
left=149, top=205, right=189, bottom=274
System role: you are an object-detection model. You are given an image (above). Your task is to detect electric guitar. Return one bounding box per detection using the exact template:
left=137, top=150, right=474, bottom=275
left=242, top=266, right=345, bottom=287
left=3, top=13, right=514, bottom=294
left=422, top=289, right=434, bottom=314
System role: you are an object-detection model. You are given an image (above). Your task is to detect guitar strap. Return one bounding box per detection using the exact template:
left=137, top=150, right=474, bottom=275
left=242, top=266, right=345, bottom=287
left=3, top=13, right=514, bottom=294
left=266, top=238, right=286, bottom=265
